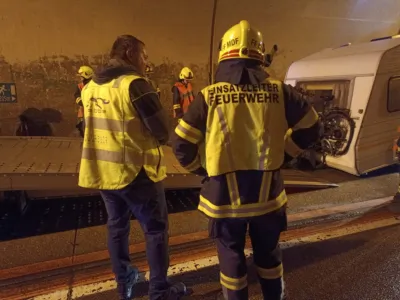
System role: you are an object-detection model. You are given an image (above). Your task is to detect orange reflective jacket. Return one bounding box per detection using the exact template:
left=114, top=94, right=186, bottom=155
left=174, top=82, right=194, bottom=117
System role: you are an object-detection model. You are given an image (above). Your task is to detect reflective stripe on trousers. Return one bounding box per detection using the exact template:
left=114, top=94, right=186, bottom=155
left=198, top=189, right=287, bottom=219
left=211, top=212, right=286, bottom=300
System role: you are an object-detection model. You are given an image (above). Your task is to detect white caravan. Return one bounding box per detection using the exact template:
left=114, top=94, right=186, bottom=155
left=284, top=36, right=400, bottom=176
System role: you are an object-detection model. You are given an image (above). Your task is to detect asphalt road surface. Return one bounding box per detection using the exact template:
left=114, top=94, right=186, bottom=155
left=75, top=222, right=400, bottom=300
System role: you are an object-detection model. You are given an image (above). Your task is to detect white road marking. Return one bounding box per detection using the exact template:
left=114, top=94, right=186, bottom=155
left=31, top=250, right=254, bottom=300
left=29, top=216, right=400, bottom=300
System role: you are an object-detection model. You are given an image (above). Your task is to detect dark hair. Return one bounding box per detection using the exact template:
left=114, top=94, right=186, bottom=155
left=110, top=35, right=145, bottom=60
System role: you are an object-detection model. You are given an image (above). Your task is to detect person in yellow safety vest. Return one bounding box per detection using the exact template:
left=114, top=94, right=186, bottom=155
left=145, top=65, right=161, bottom=98
left=172, top=20, right=322, bottom=300
left=172, top=67, right=195, bottom=120
left=78, top=34, right=190, bottom=300
left=74, top=65, right=94, bottom=137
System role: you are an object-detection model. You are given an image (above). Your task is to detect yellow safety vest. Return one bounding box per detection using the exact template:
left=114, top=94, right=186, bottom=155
left=174, top=79, right=320, bottom=218
left=202, top=80, right=288, bottom=177
left=192, top=80, right=289, bottom=218
left=78, top=74, right=166, bottom=190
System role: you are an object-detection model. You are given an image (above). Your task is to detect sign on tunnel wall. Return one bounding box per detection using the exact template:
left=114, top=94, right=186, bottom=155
left=0, top=0, right=399, bottom=136
left=0, top=83, right=17, bottom=104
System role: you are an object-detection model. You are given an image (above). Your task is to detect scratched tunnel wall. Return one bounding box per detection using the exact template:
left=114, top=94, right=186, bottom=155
left=0, top=0, right=399, bottom=136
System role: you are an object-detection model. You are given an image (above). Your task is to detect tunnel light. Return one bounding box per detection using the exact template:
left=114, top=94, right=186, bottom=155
left=370, top=36, right=393, bottom=42
left=370, top=34, right=400, bottom=42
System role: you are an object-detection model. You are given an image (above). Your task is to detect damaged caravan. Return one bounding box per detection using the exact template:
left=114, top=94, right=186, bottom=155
left=285, top=35, right=400, bottom=176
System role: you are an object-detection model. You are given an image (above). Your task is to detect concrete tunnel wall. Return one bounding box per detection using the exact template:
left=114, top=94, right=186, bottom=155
left=0, top=0, right=399, bottom=137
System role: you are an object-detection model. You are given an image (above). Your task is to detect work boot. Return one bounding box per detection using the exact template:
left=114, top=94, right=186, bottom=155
left=216, top=291, right=288, bottom=300
left=165, top=282, right=192, bottom=299
left=117, top=267, right=140, bottom=300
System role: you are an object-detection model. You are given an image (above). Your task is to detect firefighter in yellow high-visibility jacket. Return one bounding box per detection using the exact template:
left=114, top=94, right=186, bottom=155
left=171, top=20, right=321, bottom=300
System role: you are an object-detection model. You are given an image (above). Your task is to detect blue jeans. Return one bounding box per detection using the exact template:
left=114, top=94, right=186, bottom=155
left=100, top=170, right=170, bottom=300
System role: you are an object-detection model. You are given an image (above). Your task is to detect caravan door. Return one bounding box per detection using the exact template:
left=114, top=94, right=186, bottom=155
left=287, top=78, right=371, bottom=175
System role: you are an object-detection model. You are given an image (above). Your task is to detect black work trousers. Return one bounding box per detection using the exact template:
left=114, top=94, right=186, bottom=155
left=209, top=210, right=287, bottom=300
left=100, top=170, right=170, bottom=300
left=76, top=119, right=84, bottom=137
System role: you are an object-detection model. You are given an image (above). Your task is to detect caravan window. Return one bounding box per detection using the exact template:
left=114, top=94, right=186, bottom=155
left=388, top=77, right=400, bottom=112
left=296, top=80, right=351, bottom=113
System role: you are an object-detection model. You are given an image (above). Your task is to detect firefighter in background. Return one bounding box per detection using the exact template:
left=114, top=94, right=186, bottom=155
left=78, top=35, right=189, bottom=300
left=172, top=67, right=194, bottom=120
left=74, top=65, right=93, bottom=137
left=172, top=20, right=321, bottom=300
left=145, top=65, right=161, bottom=98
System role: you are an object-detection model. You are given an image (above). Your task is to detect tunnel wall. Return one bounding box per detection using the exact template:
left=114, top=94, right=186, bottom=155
left=0, top=0, right=399, bottom=136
